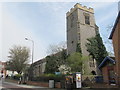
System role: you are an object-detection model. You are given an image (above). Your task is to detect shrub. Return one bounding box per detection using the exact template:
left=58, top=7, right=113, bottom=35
left=32, top=74, right=65, bottom=82
left=13, top=74, right=22, bottom=80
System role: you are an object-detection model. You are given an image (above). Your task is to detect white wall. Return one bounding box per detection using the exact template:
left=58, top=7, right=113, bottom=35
left=6, top=70, right=18, bottom=76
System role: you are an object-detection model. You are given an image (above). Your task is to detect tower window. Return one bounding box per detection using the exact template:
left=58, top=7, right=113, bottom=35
left=71, top=41, right=74, bottom=44
left=70, top=15, right=74, bottom=27
left=85, top=15, right=90, bottom=25
left=78, top=33, right=80, bottom=40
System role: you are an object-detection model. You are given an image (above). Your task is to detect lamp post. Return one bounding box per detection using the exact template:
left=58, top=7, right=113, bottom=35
left=25, top=38, right=34, bottom=64
left=25, top=38, right=34, bottom=80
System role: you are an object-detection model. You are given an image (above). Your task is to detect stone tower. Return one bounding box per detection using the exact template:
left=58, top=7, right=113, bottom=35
left=66, top=3, right=98, bottom=74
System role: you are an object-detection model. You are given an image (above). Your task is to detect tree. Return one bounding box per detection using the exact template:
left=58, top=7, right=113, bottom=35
left=67, top=52, right=88, bottom=73
left=86, top=37, right=98, bottom=59
left=76, top=43, right=82, bottom=53
left=6, top=45, right=30, bottom=74
left=45, top=42, right=67, bottom=74
left=45, top=55, right=58, bottom=74
left=58, top=65, right=71, bottom=74
left=47, top=41, right=66, bottom=55
left=86, top=33, right=108, bottom=65
left=104, top=25, right=114, bottom=56
left=45, top=49, right=67, bottom=74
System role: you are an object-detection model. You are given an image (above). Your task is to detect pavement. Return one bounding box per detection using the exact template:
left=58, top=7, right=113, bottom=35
left=0, top=78, right=119, bottom=90
left=0, top=78, right=47, bottom=89
left=0, top=78, right=66, bottom=90
left=3, top=82, right=46, bottom=88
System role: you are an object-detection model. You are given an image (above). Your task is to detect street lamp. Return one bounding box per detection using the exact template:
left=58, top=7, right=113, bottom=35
left=25, top=38, right=34, bottom=64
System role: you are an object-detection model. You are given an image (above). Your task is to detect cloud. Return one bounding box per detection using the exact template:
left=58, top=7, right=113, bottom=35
left=2, top=5, right=47, bottom=62
left=87, top=2, right=114, bottom=11
left=1, top=2, right=117, bottom=63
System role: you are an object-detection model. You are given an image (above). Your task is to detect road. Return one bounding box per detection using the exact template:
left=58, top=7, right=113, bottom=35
left=0, top=79, right=66, bottom=90
left=0, top=78, right=48, bottom=90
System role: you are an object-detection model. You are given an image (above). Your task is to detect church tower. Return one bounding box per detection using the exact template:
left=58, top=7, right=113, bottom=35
left=66, top=3, right=98, bottom=74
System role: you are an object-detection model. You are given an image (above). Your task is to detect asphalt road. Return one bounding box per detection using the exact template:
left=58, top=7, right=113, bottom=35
left=0, top=81, right=117, bottom=90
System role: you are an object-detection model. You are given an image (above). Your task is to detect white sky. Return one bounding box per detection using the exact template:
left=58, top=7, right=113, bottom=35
left=0, top=1, right=119, bottom=63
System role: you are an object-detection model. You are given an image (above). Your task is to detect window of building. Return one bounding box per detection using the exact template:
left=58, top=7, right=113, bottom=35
left=71, top=41, right=74, bottom=44
left=91, top=71, right=96, bottom=75
left=85, top=15, right=90, bottom=25
left=78, top=33, right=80, bottom=40
left=70, top=15, right=74, bottom=27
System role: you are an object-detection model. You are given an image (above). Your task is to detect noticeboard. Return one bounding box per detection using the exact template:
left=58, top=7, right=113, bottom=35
left=76, top=72, right=81, bottom=88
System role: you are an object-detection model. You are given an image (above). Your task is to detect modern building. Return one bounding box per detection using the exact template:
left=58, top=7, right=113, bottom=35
left=109, top=11, right=120, bottom=85
left=66, top=3, right=98, bottom=74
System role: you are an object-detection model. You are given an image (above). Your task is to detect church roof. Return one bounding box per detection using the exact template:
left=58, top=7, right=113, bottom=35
left=109, top=11, right=120, bottom=39
left=98, top=56, right=115, bottom=69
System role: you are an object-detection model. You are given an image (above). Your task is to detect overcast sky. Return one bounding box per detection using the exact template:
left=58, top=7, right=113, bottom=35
left=0, top=1, right=118, bottom=63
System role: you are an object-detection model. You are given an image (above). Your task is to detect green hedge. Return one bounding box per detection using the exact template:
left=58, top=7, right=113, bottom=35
left=32, top=74, right=65, bottom=82
left=13, top=74, right=22, bottom=80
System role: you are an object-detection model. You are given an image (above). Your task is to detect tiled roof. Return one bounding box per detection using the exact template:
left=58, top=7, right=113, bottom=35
left=98, top=56, right=115, bottom=69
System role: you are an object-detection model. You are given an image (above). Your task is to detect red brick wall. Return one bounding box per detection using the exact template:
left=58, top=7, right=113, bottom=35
left=27, top=81, right=49, bottom=87
left=102, top=66, right=109, bottom=83
left=112, top=18, right=120, bottom=85
left=102, top=66, right=116, bottom=84
left=27, top=81, right=61, bottom=88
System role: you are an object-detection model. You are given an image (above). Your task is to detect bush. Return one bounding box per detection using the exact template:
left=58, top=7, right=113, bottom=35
left=32, top=74, right=65, bottom=82
left=13, top=74, right=22, bottom=80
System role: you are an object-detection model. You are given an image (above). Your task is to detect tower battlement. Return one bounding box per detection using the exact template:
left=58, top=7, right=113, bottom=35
left=66, top=3, right=94, bottom=16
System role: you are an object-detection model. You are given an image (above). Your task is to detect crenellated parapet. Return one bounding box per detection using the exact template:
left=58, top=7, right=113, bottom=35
left=66, top=3, right=94, bottom=16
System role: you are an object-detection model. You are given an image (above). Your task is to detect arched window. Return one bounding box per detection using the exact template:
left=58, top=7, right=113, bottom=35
left=91, top=70, right=96, bottom=75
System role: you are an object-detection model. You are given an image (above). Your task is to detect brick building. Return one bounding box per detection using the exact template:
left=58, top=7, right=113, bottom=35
left=98, top=56, right=116, bottom=84
left=109, top=11, right=120, bottom=85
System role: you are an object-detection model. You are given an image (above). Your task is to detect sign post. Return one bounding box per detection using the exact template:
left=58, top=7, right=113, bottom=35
left=76, top=72, right=82, bottom=88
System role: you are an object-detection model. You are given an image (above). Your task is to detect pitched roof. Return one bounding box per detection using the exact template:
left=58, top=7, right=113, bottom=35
left=109, top=11, right=120, bottom=39
left=33, top=58, right=46, bottom=66
left=98, top=56, right=115, bottom=69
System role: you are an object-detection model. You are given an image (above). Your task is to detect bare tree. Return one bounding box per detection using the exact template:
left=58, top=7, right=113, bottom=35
left=45, top=41, right=67, bottom=74
left=105, top=25, right=114, bottom=56
left=47, top=41, right=66, bottom=55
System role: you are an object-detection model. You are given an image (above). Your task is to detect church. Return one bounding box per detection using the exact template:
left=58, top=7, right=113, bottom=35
left=32, top=3, right=99, bottom=76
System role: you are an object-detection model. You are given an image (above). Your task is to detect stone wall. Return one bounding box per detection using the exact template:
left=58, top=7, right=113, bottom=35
left=67, top=3, right=97, bottom=74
